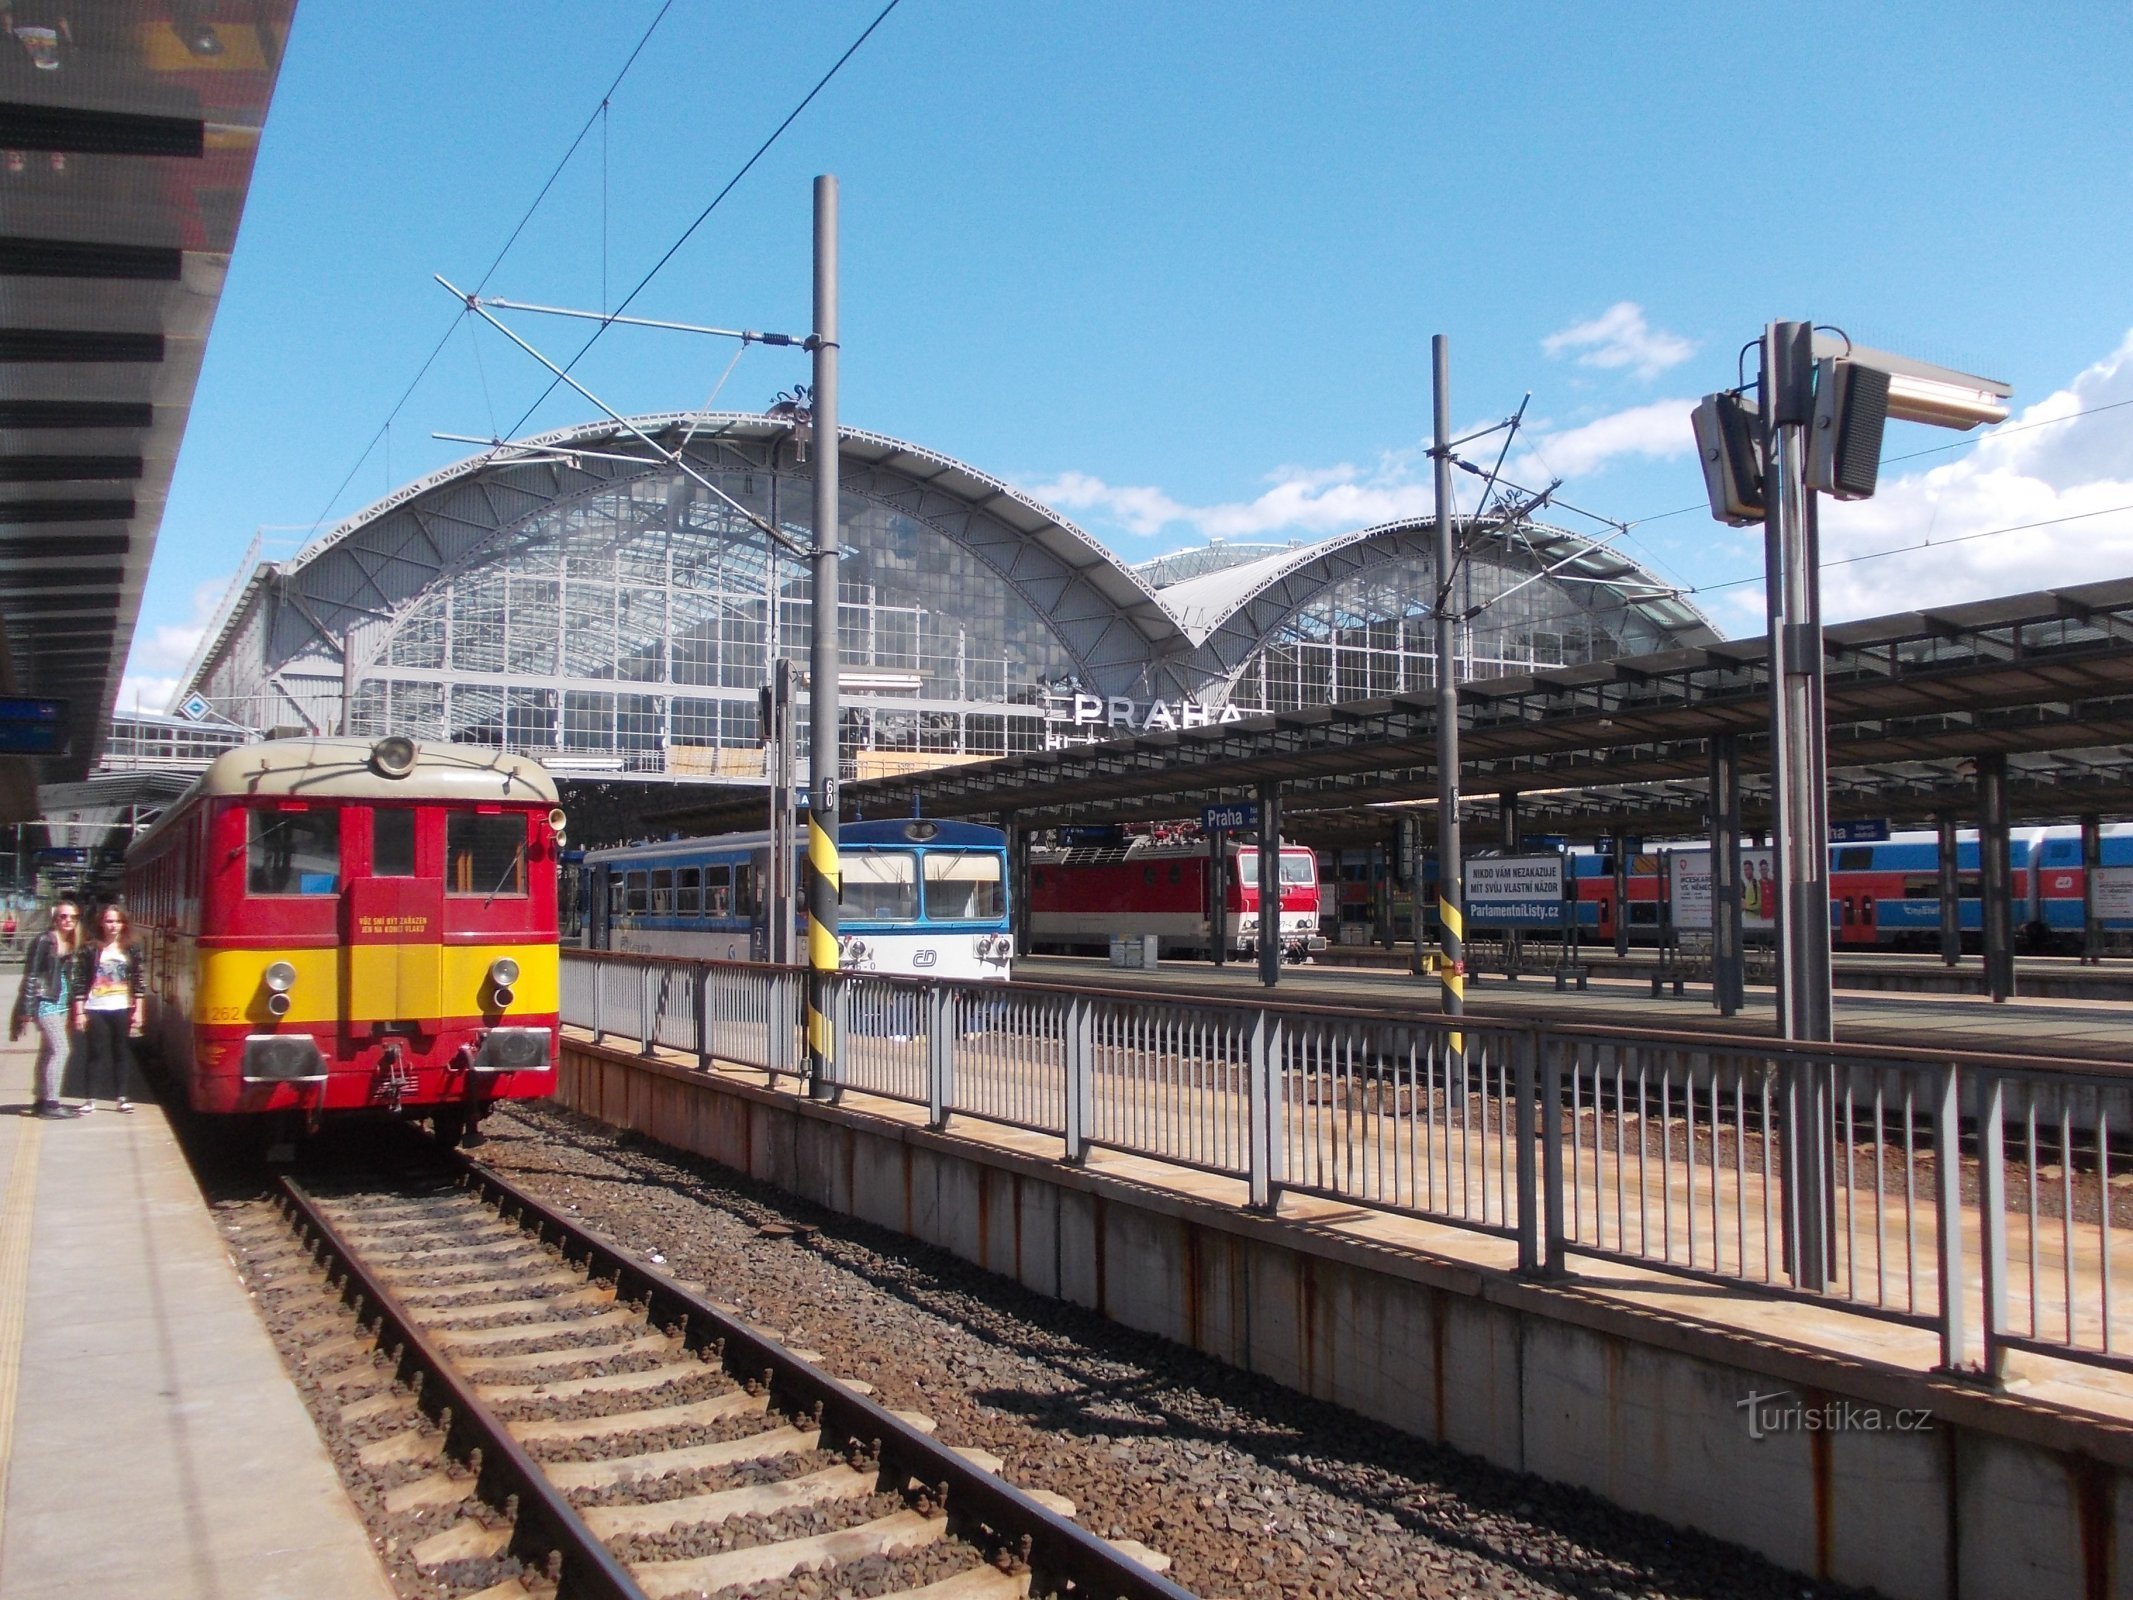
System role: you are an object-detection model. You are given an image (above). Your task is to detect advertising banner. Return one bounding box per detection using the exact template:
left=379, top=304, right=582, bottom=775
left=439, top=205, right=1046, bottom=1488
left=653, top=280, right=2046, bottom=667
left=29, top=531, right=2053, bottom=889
left=1465, top=854, right=1568, bottom=928
left=1672, top=848, right=1778, bottom=931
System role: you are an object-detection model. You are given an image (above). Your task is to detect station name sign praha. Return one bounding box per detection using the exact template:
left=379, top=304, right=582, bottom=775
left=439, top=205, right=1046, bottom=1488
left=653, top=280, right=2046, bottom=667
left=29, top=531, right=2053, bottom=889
left=1044, top=691, right=1245, bottom=749
left=1464, top=854, right=1570, bottom=928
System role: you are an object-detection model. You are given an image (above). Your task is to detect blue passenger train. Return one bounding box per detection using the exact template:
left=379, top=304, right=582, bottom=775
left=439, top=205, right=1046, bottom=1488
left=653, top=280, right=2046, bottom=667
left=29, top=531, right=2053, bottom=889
left=575, top=818, right=1015, bottom=980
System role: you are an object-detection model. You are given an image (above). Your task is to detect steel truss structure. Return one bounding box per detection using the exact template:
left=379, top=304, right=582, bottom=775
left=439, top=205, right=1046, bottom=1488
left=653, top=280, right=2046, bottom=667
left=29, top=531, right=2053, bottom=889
left=175, top=415, right=1706, bottom=787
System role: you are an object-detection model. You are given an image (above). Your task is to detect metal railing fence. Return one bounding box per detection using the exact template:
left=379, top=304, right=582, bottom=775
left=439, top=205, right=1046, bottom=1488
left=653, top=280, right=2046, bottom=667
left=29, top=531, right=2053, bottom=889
left=558, top=951, right=2132, bottom=1378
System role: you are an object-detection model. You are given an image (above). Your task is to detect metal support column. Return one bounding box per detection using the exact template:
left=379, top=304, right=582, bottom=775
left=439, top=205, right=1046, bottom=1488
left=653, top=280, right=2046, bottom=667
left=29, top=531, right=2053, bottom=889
left=1937, top=813, right=1962, bottom=967
left=2082, top=812, right=2102, bottom=964
left=1501, top=790, right=1522, bottom=977
left=1980, top=752, right=2015, bottom=1004
left=1376, top=833, right=1396, bottom=948
left=766, top=656, right=798, bottom=965
left=1007, top=814, right=1030, bottom=958
left=1430, top=334, right=1464, bottom=1024
left=1762, top=319, right=1834, bottom=1288
left=1610, top=828, right=1629, bottom=959
left=804, top=174, right=842, bottom=1101
left=1710, top=734, right=1744, bottom=1016
left=1209, top=822, right=1228, bottom=967
left=1257, top=783, right=1281, bottom=989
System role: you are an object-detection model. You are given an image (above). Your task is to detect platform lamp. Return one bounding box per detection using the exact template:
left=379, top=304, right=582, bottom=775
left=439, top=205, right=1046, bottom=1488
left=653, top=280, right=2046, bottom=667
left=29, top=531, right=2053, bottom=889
left=1692, top=326, right=2008, bottom=1302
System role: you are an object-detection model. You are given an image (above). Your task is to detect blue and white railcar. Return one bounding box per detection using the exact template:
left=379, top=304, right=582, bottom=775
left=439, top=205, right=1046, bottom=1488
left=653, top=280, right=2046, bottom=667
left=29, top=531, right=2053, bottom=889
left=579, top=818, right=1013, bottom=981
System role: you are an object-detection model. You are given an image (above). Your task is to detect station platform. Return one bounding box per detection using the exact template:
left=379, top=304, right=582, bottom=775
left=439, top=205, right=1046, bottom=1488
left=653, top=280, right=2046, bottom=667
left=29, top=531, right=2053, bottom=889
left=0, top=977, right=392, bottom=1600
left=1019, top=953, right=2133, bottom=1061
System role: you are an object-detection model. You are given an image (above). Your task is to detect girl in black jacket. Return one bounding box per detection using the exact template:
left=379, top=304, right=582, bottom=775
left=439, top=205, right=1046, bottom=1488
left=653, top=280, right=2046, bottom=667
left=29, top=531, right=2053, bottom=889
left=16, top=898, right=82, bottom=1117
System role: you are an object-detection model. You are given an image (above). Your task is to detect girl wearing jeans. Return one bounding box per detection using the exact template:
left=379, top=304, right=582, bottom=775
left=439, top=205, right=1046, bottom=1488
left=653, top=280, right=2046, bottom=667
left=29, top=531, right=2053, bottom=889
left=20, top=899, right=81, bottom=1118
left=74, top=904, right=142, bottom=1113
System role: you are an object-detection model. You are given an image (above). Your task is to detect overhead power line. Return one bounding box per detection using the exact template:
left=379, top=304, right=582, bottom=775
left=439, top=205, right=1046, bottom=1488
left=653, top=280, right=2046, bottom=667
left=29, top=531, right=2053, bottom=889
left=499, top=0, right=907, bottom=439
left=300, top=2, right=679, bottom=542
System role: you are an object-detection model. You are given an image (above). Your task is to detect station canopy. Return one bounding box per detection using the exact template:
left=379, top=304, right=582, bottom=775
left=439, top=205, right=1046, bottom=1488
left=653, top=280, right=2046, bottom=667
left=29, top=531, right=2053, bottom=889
left=0, top=2, right=293, bottom=819
left=665, top=577, right=2133, bottom=845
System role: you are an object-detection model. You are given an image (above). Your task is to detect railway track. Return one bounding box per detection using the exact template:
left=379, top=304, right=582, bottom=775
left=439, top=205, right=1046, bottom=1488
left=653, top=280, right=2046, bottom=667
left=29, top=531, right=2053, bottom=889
left=269, top=1155, right=1194, bottom=1600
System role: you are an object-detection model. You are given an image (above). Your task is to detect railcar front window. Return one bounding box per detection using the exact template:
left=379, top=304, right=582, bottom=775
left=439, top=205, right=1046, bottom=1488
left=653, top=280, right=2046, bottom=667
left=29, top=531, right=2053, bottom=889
left=248, top=809, right=341, bottom=896
left=922, top=851, right=1004, bottom=920
left=1235, top=853, right=1318, bottom=887
left=373, top=810, right=416, bottom=877
left=447, top=813, right=527, bottom=898
left=839, top=851, right=918, bottom=921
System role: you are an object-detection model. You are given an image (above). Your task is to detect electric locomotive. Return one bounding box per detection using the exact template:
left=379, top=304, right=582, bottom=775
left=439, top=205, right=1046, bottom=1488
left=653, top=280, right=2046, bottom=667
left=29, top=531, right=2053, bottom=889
left=126, top=736, right=565, bottom=1144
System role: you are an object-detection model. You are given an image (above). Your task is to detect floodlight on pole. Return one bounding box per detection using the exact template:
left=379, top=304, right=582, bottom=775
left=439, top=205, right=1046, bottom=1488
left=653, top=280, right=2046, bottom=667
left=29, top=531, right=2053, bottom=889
left=1688, top=317, right=2012, bottom=1298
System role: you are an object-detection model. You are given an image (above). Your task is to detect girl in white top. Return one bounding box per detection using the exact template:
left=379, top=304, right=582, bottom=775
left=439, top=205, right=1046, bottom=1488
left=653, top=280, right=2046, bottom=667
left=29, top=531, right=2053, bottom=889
left=73, top=904, right=142, bottom=1113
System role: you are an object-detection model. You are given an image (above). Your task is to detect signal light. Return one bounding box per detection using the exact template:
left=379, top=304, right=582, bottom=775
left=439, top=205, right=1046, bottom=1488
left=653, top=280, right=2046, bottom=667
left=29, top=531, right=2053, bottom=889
left=1806, top=359, right=1890, bottom=500
left=266, top=992, right=292, bottom=1017
left=492, top=986, right=515, bottom=1010
left=1691, top=392, right=1765, bottom=526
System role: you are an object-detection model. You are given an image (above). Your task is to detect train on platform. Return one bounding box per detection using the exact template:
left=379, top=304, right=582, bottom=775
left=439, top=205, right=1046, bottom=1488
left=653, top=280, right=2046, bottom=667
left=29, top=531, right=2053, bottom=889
left=576, top=818, right=1015, bottom=981
left=1028, top=832, right=1327, bottom=962
left=125, top=737, right=565, bottom=1145
left=1396, top=827, right=2133, bottom=953
left=1313, top=826, right=2133, bottom=955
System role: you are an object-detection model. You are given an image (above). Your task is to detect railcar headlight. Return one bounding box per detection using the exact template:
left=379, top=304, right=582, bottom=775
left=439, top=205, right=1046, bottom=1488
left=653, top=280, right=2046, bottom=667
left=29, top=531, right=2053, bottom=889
left=263, top=961, right=296, bottom=993
left=370, top=735, right=418, bottom=778
left=489, top=956, right=521, bottom=988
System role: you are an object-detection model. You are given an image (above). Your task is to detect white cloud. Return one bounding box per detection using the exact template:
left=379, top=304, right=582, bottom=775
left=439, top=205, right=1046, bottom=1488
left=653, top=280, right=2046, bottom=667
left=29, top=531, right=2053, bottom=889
left=1811, top=329, right=2133, bottom=622
left=1025, top=457, right=1435, bottom=542
left=1543, top=302, right=1697, bottom=380
left=1516, top=398, right=1699, bottom=480
left=117, top=573, right=234, bottom=714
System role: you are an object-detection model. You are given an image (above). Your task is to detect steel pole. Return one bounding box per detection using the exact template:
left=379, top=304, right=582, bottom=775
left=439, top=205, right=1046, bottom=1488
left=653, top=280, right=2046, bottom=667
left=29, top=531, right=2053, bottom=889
left=1709, top=734, right=1743, bottom=1016
left=805, top=174, right=842, bottom=1100
left=1937, top=812, right=1962, bottom=967
left=1500, top=790, right=1522, bottom=977
left=2082, top=812, right=2101, bottom=964
left=1432, top=335, right=1464, bottom=1025
left=1763, top=319, right=1834, bottom=1288
left=1980, top=753, right=2015, bottom=1003
left=1258, top=782, right=1281, bottom=988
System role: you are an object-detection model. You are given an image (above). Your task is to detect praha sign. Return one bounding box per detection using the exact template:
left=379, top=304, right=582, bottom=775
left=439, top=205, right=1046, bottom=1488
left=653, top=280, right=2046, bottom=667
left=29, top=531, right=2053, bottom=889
left=1043, top=691, right=1244, bottom=749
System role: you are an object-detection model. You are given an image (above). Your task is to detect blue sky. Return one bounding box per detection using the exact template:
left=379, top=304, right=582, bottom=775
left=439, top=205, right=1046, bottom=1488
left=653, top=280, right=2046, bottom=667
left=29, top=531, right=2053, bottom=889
left=125, top=0, right=2133, bottom=708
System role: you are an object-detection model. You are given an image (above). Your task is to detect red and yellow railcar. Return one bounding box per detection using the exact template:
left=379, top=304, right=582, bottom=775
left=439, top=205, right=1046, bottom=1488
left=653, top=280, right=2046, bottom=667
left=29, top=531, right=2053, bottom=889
left=126, top=736, right=564, bottom=1142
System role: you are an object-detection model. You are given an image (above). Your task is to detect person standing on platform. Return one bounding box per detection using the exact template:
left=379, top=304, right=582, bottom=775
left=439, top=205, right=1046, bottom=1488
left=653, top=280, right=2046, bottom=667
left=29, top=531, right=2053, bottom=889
left=17, top=898, right=82, bottom=1119
left=73, top=904, right=142, bottom=1114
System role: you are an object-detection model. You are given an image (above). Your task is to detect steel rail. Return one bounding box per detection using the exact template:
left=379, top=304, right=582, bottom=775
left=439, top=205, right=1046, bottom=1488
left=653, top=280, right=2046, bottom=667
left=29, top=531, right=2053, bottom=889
left=276, top=1175, right=648, bottom=1600
left=452, top=1152, right=1201, bottom=1600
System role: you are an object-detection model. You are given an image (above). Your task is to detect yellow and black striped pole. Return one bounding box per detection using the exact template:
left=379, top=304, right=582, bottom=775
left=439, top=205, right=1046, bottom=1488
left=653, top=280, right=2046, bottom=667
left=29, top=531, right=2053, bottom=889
left=806, top=173, right=841, bottom=1101
left=806, top=793, right=840, bottom=1094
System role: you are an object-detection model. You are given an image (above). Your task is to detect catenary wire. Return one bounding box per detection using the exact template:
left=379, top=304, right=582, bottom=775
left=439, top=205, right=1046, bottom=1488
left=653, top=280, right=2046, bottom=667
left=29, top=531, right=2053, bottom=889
left=297, top=2, right=678, bottom=541
left=497, top=0, right=907, bottom=440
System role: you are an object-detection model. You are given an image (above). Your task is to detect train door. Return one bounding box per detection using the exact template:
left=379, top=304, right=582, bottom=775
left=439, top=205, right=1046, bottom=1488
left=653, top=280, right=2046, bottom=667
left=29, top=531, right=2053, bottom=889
left=341, top=805, right=445, bottom=1036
